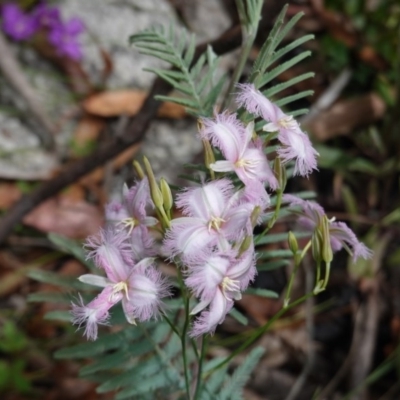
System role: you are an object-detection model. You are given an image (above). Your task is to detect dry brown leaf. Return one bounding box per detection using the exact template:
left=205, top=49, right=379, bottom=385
left=71, top=116, right=105, bottom=157
left=305, top=93, right=386, bottom=141
left=83, top=89, right=186, bottom=119
left=23, top=195, right=103, bottom=239
left=238, top=294, right=282, bottom=325
left=0, top=182, right=22, bottom=209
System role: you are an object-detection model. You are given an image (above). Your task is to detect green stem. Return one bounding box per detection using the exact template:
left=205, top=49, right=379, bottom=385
left=300, top=241, right=312, bottom=260
left=221, top=30, right=256, bottom=110
left=163, top=313, right=181, bottom=337
left=284, top=240, right=312, bottom=307
left=255, top=189, right=284, bottom=244
left=284, top=263, right=300, bottom=308
left=193, top=336, right=207, bottom=400
left=204, top=292, right=314, bottom=377
left=222, top=0, right=264, bottom=111
left=315, top=260, right=321, bottom=285
left=323, top=262, right=331, bottom=289
left=182, top=295, right=191, bottom=399
left=176, top=266, right=192, bottom=399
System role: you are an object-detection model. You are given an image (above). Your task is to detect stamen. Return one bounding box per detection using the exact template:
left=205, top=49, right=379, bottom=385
left=208, top=216, right=225, bottom=232
left=235, top=158, right=260, bottom=170
left=278, top=115, right=297, bottom=129
left=118, top=217, right=139, bottom=234
left=220, top=277, right=240, bottom=300
left=109, top=281, right=130, bottom=301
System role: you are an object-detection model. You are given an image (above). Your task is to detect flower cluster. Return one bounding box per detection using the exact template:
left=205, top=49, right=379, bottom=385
left=284, top=195, right=372, bottom=262
left=163, top=179, right=258, bottom=336
left=1, top=2, right=84, bottom=60
left=72, top=178, right=170, bottom=340
left=237, top=84, right=319, bottom=176
left=72, top=80, right=371, bottom=341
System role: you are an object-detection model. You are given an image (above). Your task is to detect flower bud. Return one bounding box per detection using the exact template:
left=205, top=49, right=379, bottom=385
left=237, top=235, right=253, bottom=257
left=143, top=156, right=163, bottom=209
left=321, top=216, right=333, bottom=263
left=160, top=178, right=173, bottom=212
left=202, top=138, right=215, bottom=169
left=250, top=206, right=261, bottom=228
left=274, top=157, right=286, bottom=190
left=288, top=231, right=298, bottom=254
left=311, top=230, right=323, bottom=263
left=133, top=160, right=145, bottom=180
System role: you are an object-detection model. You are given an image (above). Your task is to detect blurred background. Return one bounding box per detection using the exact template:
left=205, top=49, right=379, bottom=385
left=0, top=0, right=399, bottom=399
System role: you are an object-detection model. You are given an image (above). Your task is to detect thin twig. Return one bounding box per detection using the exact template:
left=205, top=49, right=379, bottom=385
left=0, top=24, right=243, bottom=247
left=0, top=32, right=56, bottom=149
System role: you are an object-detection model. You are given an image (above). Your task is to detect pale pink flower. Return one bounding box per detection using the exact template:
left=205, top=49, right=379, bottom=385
left=73, top=229, right=169, bottom=340
left=163, top=179, right=253, bottom=262
left=284, top=195, right=372, bottom=261
left=236, top=83, right=318, bottom=177
left=187, top=248, right=256, bottom=337
left=106, top=178, right=158, bottom=234
left=200, top=113, right=278, bottom=189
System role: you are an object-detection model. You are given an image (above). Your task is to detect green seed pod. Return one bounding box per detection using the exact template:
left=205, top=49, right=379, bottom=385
left=250, top=206, right=261, bottom=228
left=238, top=235, right=252, bottom=257
left=321, top=216, right=333, bottom=263
left=143, top=156, right=163, bottom=209
left=311, top=230, right=323, bottom=263
left=133, top=160, right=145, bottom=180
left=160, top=177, right=173, bottom=212
left=273, top=157, right=287, bottom=190
left=288, top=231, right=298, bottom=254
left=202, top=139, right=215, bottom=168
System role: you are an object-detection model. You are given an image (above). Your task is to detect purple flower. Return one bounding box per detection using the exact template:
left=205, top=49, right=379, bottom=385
left=106, top=179, right=158, bottom=234
left=187, top=248, right=256, bottom=336
left=48, top=17, right=84, bottom=60
left=200, top=113, right=278, bottom=190
left=284, top=195, right=372, bottom=261
left=72, top=228, right=170, bottom=340
left=163, top=179, right=253, bottom=262
left=236, top=84, right=318, bottom=177
left=33, top=3, right=62, bottom=29
left=1, top=3, right=38, bottom=41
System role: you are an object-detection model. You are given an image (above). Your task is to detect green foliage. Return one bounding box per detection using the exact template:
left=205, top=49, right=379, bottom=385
left=28, top=6, right=320, bottom=399
left=0, top=321, right=32, bottom=394
left=129, top=26, right=224, bottom=117
left=219, top=347, right=265, bottom=400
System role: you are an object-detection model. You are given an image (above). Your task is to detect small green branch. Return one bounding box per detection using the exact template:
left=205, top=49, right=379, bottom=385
left=204, top=292, right=314, bottom=377
left=193, top=336, right=207, bottom=400
left=255, top=188, right=284, bottom=244
left=221, top=0, right=264, bottom=110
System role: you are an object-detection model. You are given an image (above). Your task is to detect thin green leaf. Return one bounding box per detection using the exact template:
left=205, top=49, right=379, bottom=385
left=259, top=51, right=312, bottom=88
left=245, top=288, right=279, bottom=299
left=269, top=34, right=314, bottom=66
left=275, top=90, right=314, bottom=107
left=44, top=310, right=71, bottom=322
left=229, top=308, right=248, bottom=326
left=27, top=292, right=71, bottom=304
left=154, top=95, right=198, bottom=109
left=263, top=72, right=315, bottom=98
left=28, top=270, right=90, bottom=291
left=257, top=259, right=291, bottom=271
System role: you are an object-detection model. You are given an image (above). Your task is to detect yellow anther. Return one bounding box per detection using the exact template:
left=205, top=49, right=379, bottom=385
left=208, top=216, right=225, bottom=232
left=220, top=277, right=240, bottom=298
left=110, top=281, right=130, bottom=301
left=120, top=217, right=139, bottom=234
left=278, top=115, right=297, bottom=129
